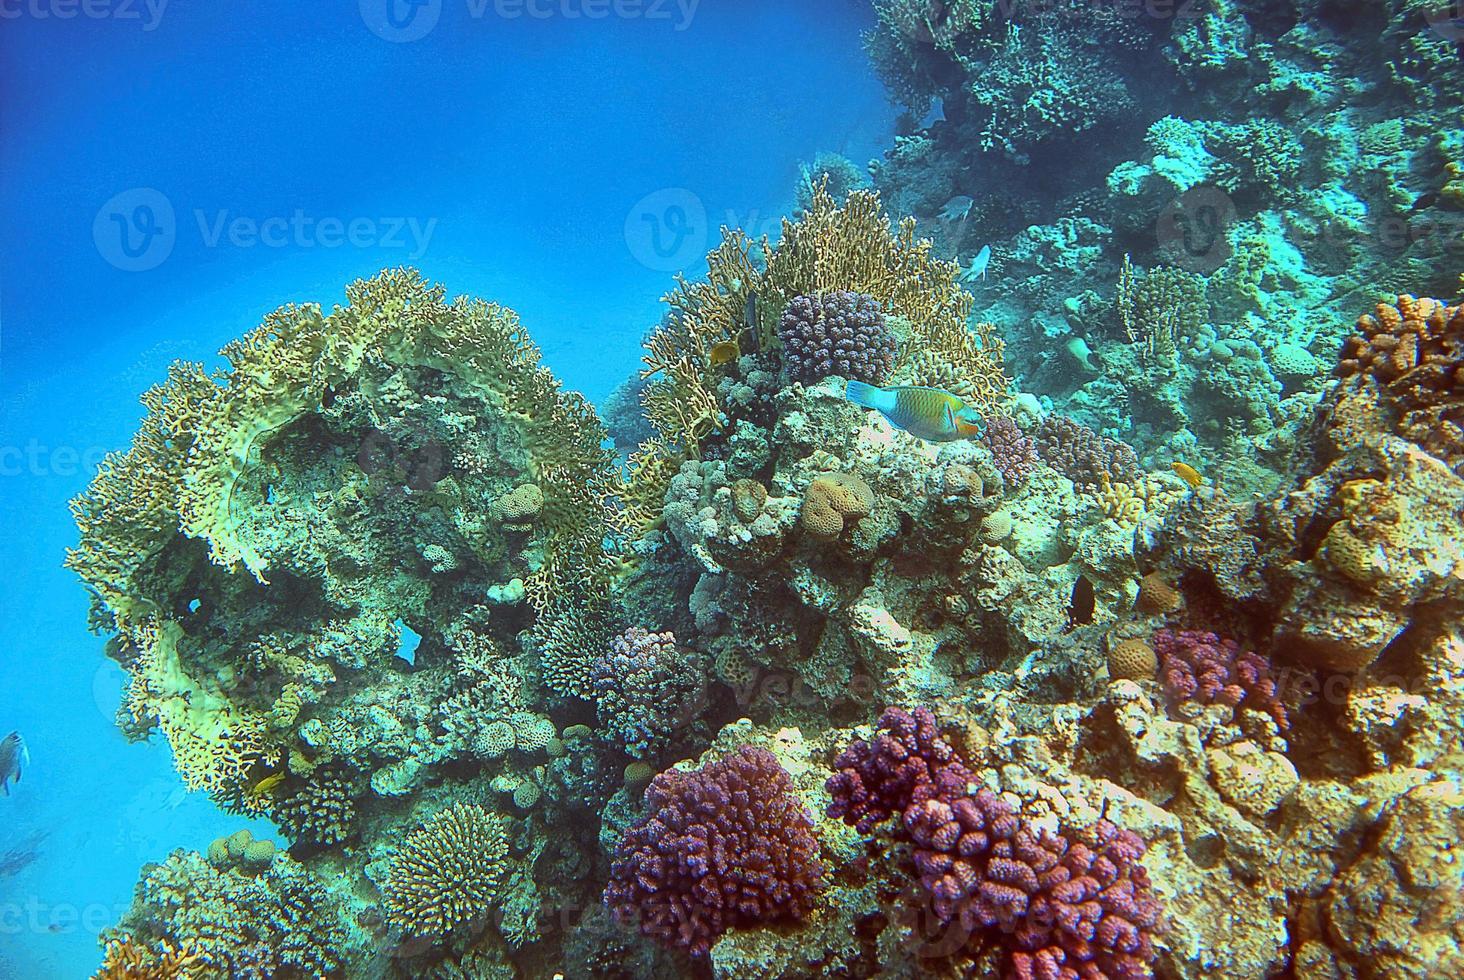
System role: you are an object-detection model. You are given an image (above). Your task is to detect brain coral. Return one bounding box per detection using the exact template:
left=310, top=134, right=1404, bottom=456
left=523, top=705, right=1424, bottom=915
left=801, top=473, right=874, bottom=540
left=591, top=627, right=702, bottom=760
left=384, top=802, right=509, bottom=938
left=604, top=745, right=823, bottom=957
left=779, top=290, right=898, bottom=384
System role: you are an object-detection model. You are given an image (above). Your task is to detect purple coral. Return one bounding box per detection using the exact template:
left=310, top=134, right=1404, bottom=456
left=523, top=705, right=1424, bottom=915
left=1034, top=415, right=1141, bottom=492
left=981, top=414, right=1039, bottom=487
left=828, top=707, right=1162, bottom=980
left=604, top=745, right=823, bottom=957
left=779, top=291, right=898, bottom=384
left=1154, top=629, right=1289, bottom=732
left=591, top=627, right=702, bottom=759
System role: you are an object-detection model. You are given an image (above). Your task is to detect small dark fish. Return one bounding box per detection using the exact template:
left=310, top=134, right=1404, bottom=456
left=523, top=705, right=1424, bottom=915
left=1065, top=576, right=1095, bottom=633
left=743, top=292, right=762, bottom=354
left=0, top=732, right=28, bottom=796
left=1409, top=191, right=1439, bottom=213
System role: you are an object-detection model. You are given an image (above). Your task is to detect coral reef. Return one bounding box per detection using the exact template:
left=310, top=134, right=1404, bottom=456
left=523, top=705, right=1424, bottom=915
left=605, top=745, right=823, bottom=958
left=591, top=627, right=702, bottom=760
left=1153, top=629, right=1290, bottom=734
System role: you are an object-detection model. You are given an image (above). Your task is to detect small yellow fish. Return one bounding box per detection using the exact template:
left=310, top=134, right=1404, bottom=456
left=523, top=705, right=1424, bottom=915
left=250, top=771, right=287, bottom=798
left=709, top=340, right=741, bottom=369
left=1172, top=461, right=1204, bottom=488
left=846, top=381, right=985, bottom=443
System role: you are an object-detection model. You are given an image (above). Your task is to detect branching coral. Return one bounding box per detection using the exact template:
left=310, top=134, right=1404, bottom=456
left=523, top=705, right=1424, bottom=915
left=384, top=802, right=509, bottom=938
left=1035, top=416, right=1143, bottom=493
left=605, top=745, right=823, bottom=957
left=1153, top=629, right=1290, bottom=733
left=827, top=706, right=1162, bottom=980
left=591, top=627, right=702, bottom=760
left=779, top=290, right=898, bottom=384
left=92, top=935, right=203, bottom=980
left=980, top=414, right=1038, bottom=488
left=104, top=849, right=347, bottom=980
left=626, top=183, right=1010, bottom=536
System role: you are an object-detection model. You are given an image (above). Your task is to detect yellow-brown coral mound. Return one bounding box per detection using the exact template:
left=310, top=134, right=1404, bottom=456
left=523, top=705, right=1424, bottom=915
left=92, top=936, right=202, bottom=980
left=384, top=803, right=509, bottom=938
left=801, top=473, right=874, bottom=540
left=1338, top=294, right=1463, bottom=468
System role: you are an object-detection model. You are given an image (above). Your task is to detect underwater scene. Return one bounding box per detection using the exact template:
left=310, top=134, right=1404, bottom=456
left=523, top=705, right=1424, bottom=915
left=3, top=0, right=1463, bottom=977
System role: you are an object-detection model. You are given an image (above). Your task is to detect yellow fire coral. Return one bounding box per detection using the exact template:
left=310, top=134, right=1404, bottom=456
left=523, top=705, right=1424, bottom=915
left=92, top=935, right=203, bottom=980
left=384, top=802, right=509, bottom=938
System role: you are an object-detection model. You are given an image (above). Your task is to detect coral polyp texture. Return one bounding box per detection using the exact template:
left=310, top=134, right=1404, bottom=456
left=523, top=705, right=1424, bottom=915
left=591, top=627, right=702, bottom=760
left=778, top=290, right=898, bottom=384
left=829, top=707, right=1162, bottom=980
left=1154, top=629, right=1290, bottom=733
left=384, top=803, right=509, bottom=939
left=604, top=745, right=823, bottom=957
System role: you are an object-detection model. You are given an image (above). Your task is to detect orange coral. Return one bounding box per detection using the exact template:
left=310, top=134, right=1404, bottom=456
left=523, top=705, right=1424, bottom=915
left=93, top=935, right=202, bottom=979
left=801, top=474, right=874, bottom=539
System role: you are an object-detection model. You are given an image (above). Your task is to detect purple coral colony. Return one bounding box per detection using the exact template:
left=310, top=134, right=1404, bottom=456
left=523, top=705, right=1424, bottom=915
left=67, top=5, right=1463, bottom=980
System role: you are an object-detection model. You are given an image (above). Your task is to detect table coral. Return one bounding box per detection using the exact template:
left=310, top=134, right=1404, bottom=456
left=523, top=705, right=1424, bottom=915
left=604, top=745, right=823, bottom=957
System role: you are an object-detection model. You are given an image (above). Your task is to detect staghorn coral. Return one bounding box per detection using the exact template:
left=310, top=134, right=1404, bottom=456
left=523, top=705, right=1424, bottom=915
left=272, top=766, right=360, bottom=848
left=531, top=591, right=617, bottom=701
left=104, top=849, right=348, bottom=979
left=778, top=291, right=898, bottom=384
left=383, top=802, right=509, bottom=939
left=828, top=706, right=1162, bottom=980
left=605, top=745, right=823, bottom=957
left=1154, top=629, right=1290, bottom=734
left=591, top=627, right=702, bottom=760
left=799, top=473, right=875, bottom=540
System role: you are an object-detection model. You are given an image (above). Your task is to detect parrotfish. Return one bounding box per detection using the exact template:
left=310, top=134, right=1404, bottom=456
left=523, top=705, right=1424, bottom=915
left=0, top=732, right=28, bottom=796
left=960, top=244, right=991, bottom=282
left=846, top=380, right=985, bottom=442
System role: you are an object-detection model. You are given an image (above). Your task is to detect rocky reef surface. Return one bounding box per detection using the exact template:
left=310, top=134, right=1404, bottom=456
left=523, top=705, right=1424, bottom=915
left=76, top=5, right=1464, bottom=977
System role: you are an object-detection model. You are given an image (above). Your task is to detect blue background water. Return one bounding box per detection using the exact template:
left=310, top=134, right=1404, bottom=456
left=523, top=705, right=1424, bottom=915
left=0, top=2, right=892, bottom=974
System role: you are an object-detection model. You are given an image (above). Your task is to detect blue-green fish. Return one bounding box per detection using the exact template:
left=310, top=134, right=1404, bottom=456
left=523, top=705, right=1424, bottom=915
left=0, top=732, right=28, bottom=796
left=846, top=381, right=985, bottom=442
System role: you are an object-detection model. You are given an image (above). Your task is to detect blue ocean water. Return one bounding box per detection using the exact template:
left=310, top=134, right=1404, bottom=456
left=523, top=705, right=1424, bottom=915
left=0, top=3, right=891, bottom=975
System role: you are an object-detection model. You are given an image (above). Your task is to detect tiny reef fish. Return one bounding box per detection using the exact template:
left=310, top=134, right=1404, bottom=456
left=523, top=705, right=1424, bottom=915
left=1064, top=575, right=1095, bottom=633
left=960, top=244, right=991, bottom=282
left=0, top=732, right=29, bottom=796
left=845, top=380, right=984, bottom=442
left=939, top=195, right=974, bottom=222
left=1172, top=461, right=1204, bottom=488
left=709, top=340, right=741, bottom=369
